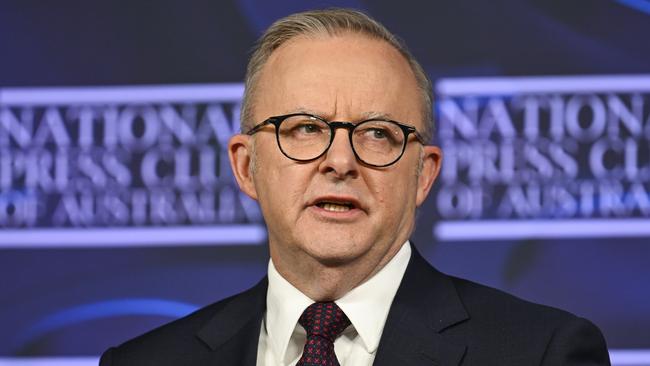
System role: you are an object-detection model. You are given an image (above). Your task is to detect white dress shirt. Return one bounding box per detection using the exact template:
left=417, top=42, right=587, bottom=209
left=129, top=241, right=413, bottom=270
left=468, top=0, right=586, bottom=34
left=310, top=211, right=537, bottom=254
left=256, top=241, right=412, bottom=366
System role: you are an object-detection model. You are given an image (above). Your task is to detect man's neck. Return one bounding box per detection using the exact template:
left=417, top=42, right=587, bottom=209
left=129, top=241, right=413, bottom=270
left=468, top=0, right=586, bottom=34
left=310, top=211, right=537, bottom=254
left=270, top=240, right=407, bottom=301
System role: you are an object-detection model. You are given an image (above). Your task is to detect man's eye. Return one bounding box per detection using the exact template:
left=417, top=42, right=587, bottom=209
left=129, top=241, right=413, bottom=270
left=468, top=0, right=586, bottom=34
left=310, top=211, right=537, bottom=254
left=370, top=128, right=387, bottom=139
left=361, top=127, right=389, bottom=139
left=296, top=123, right=322, bottom=134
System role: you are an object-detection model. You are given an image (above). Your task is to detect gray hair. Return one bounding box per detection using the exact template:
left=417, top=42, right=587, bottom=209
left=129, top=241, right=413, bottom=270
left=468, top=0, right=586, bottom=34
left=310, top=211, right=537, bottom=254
left=240, top=8, right=434, bottom=143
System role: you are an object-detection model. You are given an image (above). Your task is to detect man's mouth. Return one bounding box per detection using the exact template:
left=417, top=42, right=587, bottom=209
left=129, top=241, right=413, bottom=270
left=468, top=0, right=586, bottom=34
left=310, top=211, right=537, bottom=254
left=316, top=202, right=353, bottom=212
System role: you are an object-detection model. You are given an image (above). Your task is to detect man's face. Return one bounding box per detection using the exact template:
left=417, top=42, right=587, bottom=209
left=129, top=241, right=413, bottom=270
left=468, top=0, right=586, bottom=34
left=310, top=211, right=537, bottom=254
left=230, top=33, right=440, bottom=275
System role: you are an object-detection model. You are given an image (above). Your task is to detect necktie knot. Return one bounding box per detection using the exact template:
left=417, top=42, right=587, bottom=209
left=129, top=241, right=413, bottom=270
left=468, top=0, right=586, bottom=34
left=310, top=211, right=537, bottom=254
left=299, top=302, right=351, bottom=341
left=297, top=302, right=350, bottom=366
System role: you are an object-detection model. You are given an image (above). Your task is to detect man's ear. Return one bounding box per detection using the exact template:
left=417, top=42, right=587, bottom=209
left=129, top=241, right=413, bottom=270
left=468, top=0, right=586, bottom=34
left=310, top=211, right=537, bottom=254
left=416, top=145, right=442, bottom=206
left=228, top=134, right=259, bottom=200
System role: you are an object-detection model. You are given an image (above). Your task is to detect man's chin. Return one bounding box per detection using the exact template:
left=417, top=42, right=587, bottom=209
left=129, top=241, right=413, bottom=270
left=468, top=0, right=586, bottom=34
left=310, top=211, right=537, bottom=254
left=303, top=242, right=371, bottom=268
left=312, top=254, right=355, bottom=268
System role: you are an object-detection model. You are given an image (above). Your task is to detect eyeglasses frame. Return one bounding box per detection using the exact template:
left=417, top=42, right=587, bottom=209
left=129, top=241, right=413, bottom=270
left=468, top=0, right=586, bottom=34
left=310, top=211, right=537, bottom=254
left=246, top=113, right=426, bottom=167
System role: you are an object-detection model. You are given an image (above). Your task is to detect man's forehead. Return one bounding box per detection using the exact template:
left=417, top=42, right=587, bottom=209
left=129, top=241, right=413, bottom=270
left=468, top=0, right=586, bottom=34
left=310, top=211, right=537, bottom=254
left=280, top=107, right=396, bottom=121
left=254, top=33, right=422, bottom=127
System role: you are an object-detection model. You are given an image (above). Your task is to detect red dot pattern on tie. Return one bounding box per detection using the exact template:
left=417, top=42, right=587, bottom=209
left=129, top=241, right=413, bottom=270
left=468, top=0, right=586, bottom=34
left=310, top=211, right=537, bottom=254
left=296, top=302, right=351, bottom=366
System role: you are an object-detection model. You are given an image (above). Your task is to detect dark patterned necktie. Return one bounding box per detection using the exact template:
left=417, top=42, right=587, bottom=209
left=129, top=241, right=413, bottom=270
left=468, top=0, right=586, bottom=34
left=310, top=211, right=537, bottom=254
left=296, top=302, right=351, bottom=366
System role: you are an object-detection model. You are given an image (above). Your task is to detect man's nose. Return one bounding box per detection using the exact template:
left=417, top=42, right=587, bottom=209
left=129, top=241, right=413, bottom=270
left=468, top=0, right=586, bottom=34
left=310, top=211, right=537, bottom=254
left=318, top=128, right=359, bottom=179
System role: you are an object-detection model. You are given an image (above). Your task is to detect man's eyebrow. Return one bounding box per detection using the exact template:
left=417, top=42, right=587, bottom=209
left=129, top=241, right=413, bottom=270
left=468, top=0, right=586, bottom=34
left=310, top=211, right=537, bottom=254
left=362, top=111, right=394, bottom=120
left=283, top=108, right=395, bottom=121
left=283, top=107, right=326, bottom=116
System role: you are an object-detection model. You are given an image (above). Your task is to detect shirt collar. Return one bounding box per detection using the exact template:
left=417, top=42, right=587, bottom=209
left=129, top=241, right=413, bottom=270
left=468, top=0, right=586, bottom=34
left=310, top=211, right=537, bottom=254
left=336, top=241, right=411, bottom=353
left=265, top=241, right=412, bottom=360
left=266, top=258, right=313, bottom=364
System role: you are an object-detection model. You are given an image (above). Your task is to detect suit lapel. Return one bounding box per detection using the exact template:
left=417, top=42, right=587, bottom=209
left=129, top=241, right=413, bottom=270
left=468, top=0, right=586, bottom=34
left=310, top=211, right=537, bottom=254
left=195, top=277, right=268, bottom=366
left=189, top=247, right=468, bottom=366
left=374, top=248, right=468, bottom=366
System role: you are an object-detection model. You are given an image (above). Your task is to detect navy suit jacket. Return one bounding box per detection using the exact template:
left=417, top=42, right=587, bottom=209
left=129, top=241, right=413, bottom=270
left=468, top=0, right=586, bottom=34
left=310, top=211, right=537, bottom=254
left=100, top=248, right=610, bottom=365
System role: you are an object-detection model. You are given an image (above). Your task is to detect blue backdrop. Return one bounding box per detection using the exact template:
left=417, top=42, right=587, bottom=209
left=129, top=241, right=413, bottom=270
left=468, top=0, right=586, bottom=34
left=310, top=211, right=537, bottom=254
left=1, top=1, right=649, bottom=365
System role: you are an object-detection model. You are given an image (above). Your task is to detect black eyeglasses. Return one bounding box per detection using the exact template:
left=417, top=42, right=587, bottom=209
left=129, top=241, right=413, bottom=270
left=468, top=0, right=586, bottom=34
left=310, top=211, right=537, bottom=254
left=246, top=113, right=425, bottom=167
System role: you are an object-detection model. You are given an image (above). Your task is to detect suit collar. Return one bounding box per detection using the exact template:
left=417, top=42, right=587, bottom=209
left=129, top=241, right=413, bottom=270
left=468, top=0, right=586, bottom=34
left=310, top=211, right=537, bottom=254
left=191, top=246, right=468, bottom=366
left=374, top=247, right=469, bottom=366
left=195, top=277, right=268, bottom=365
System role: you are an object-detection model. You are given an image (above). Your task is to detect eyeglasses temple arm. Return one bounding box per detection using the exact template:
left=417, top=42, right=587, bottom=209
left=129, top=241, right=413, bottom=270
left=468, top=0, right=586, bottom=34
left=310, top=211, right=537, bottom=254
left=246, top=119, right=274, bottom=135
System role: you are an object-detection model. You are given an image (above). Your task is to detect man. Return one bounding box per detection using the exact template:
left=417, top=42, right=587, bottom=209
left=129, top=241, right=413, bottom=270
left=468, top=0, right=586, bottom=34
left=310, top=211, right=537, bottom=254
left=100, top=8, right=610, bottom=366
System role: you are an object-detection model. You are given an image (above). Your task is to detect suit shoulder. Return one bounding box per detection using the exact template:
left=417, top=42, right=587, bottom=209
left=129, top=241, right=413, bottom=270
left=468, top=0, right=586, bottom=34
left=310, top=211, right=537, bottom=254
left=449, top=275, right=578, bottom=325
left=100, top=278, right=267, bottom=365
left=119, top=289, right=242, bottom=347
left=445, top=276, right=609, bottom=364
left=99, top=299, right=227, bottom=366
